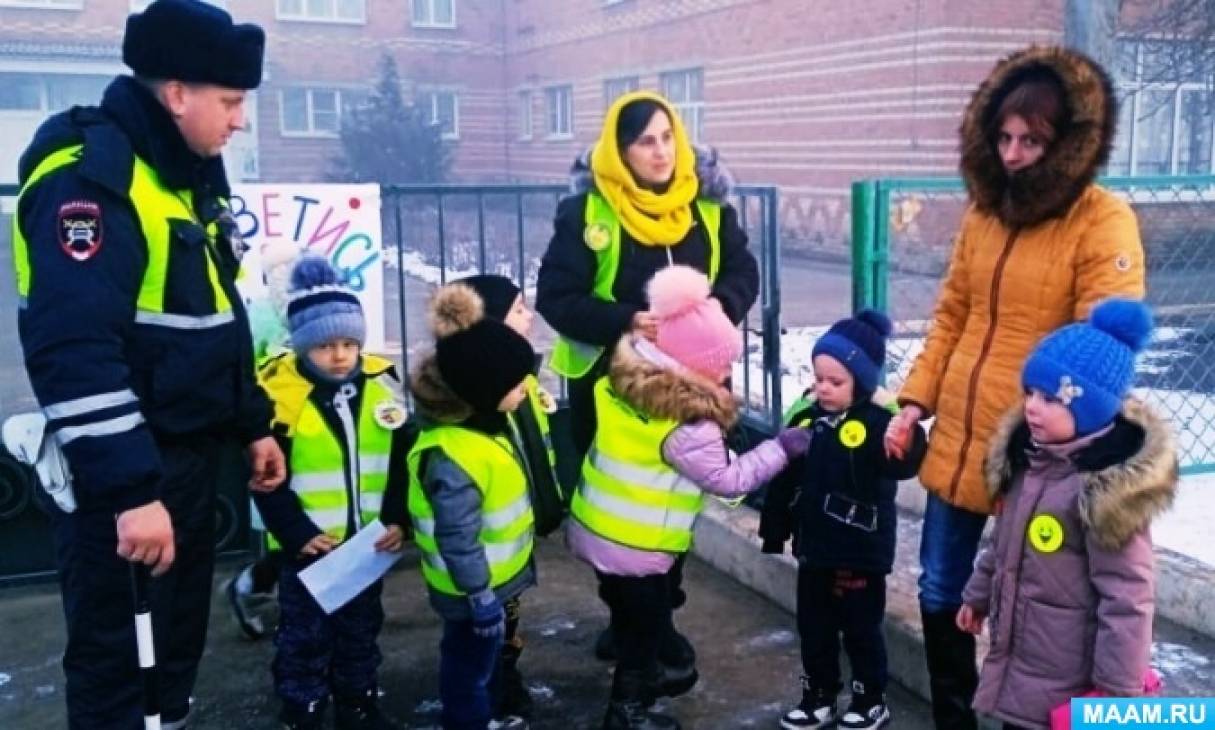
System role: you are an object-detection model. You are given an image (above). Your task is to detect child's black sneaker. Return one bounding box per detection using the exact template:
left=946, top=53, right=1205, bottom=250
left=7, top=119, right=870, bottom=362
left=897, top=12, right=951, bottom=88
left=836, top=681, right=890, bottom=730
left=779, top=675, right=837, bottom=730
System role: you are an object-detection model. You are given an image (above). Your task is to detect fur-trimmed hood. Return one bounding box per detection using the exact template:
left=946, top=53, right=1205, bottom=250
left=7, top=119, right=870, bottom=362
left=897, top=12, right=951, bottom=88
left=409, top=352, right=473, bottom=424
left=608, top=336, right=738, bottom=430
left=960, top=45, right=1117, bottom=229
left=569, top=143, right=735, bottom=203
left=985, top=398, right=1178, bottom=550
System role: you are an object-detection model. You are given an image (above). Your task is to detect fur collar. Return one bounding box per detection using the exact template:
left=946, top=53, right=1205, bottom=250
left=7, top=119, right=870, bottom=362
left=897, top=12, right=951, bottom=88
left=959, top=46, right=1117, bottom=229
left=608, top=336, right=738, bottom=430
left=985, top=398, right=1178, bottom=550
left=409, top=353, right=473, bottom=424
left=569, top=143, right=734, bottom=203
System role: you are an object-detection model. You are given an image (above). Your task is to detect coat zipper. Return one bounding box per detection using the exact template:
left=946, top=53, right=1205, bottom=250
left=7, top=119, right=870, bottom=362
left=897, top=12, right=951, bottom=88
left=946, top=229, right=1019, bottom=503
left=333, top=383, right=362, bottom=531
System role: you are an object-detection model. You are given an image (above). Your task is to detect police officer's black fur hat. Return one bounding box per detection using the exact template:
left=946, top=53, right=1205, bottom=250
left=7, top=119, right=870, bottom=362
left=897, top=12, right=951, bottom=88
left=123, top=0, right=264, bottom=90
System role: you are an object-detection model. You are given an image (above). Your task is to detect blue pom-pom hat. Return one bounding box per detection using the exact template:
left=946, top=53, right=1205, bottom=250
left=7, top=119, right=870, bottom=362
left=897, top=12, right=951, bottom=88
left=286, top=254, right=365, bottom=355
left=1021, top=297, right=1154, bottom=435
left=811, top=308, right=893, bottom=395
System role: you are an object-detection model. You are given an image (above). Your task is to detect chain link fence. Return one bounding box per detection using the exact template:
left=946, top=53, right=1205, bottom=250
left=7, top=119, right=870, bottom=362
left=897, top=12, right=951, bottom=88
left=852, top=175, right=1215, bottom=474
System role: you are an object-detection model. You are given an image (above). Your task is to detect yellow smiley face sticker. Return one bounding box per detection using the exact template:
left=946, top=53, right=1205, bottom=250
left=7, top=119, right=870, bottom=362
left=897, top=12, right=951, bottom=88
left=1028, top=514, right=1065, bottom=553
left=839, top=420, right=867, bottom=449
left=584, top=222, right=612, bottom=252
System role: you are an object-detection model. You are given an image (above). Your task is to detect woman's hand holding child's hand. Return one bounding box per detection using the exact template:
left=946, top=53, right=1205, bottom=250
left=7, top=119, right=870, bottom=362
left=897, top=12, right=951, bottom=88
left=375, top=524, right=405, bottom=552
left=299, top=533, right=338, bottom=558
left=956, top=604, right=985, bottom=635
left=884, top=404, right=924, bottom=459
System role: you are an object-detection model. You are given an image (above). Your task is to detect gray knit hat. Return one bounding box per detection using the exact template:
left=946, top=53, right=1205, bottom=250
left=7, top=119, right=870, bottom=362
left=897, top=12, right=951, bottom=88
left=286, top=255, right=365, bottom=355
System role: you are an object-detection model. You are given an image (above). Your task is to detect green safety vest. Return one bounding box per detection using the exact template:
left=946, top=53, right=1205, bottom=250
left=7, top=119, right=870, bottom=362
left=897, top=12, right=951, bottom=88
left=13, top=144, right=234, bottom=327
left=549, top=192, right=723, bottom=379
left=569, top=376, right=705, bottom=552
left=407, top=426, right=535, bottom=596
left=260, top=354, right=402, bottom=551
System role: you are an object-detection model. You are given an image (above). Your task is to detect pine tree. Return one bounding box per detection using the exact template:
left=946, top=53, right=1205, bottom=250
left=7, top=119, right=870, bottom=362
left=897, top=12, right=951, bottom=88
left=330, top=54, right=453, bottom=184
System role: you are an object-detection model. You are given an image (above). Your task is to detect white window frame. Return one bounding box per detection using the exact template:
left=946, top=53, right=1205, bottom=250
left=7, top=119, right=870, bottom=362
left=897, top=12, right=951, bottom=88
left=604, top=76, right=640, bottom=109
left=420, top=89, right=459, bottom=140
left=545, top=85, right=573, bottom=139
left=1114, top=38, right=1215, bottom=176
left=275, top=0, right=366, bottom=25
left=279, top=87, right=346, bottom=138
left=0, top=0, right=81, bottom=8
left=517, top=90, right=533, bottom=141
left=411, top=0, right=456, bottom=29
left=0, top=71, right=111, bottom=115
left=660, top=67, right=704, bottom=143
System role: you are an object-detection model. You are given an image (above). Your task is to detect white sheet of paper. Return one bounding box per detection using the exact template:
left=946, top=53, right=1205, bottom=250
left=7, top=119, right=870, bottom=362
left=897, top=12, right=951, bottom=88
left=297, top=520, right=403, bottom=614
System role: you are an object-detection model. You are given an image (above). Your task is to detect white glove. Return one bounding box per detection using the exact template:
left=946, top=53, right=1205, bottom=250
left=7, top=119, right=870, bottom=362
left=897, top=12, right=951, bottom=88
left=2, top=412, right=76, bottom=512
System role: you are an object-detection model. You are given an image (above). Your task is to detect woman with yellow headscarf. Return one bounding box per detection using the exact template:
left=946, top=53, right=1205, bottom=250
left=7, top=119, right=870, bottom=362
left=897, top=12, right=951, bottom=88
left=535, top=91, right=758, bottom=730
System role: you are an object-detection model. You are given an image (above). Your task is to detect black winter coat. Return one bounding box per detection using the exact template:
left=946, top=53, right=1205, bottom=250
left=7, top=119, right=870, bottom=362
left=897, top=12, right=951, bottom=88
left=535, top=191, right=759, bottom=349
left=759, top=394, right=927, bottom=574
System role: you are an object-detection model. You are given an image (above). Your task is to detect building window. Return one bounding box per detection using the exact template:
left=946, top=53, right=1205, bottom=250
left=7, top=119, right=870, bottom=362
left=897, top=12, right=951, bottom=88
left=0, top=0, right=81, bottom=8
left=1111, top=38, right=1214, bottom=175
left=280, top=88, right=346, bottom=137
left=0, top=73, right=108, bottom=112
left=276, top=0, right=365, bottom=23
left=545, top=85, right=573, bottom=138
left=660, top=68, right=704, bottom=142
left=411, top=0, right=455, bottom=28
left=517, top=91, right=533, bottom=141
left=604, top=76, right=639, bottom=109
left=420, top=90, right=459, bottom=140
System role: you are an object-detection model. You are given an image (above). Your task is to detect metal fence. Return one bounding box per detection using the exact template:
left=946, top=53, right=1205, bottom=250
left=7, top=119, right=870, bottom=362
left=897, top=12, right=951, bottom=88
left=851, top=175, right=1215, bottom=474
left=0, top=181, right=782, bottom=584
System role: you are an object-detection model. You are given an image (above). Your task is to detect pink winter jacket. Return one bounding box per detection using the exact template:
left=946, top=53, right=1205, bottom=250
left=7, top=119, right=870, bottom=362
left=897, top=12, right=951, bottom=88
left=962, top=399, right=1177, bottom=729
left=567, top=336, right=792, bottom=577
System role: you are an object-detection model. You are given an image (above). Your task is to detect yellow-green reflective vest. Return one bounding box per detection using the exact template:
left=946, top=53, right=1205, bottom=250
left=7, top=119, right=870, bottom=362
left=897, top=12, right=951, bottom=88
left=513, top=374, right=557, bottom=475
left=407, top=426, right=535, bottom=596
left=569, top=376, right=705, bottom=552
left=13, top=144, right=233, bottom=327
left=260, top=354, right=400, bottom=551
left=549, top=192, right=722, bottom=379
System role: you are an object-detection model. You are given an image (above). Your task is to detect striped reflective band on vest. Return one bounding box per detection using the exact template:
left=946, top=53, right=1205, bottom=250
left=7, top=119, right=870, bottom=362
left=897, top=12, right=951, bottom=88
left=548, top=191, right=722, bottom=380
left=265, top=372, right=397, bottom=551
left=407, top=426, right=534, bottom=596
left=12, top=145, right=233, bottom=328
left=569, top=376, right=704, bottom=552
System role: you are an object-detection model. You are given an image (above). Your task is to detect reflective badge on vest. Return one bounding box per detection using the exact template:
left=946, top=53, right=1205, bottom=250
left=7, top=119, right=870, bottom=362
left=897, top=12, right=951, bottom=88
left=839, top=420, right=867, bottom=449
left=1027, top=513, right=1065, bottom=553
left=58, top=200, right=103, bottom=261
left=534, top=384, right=558, bottom=414
left=374, top=399, right=407, bottom=430
left=584, top=222, right=611, bottom=252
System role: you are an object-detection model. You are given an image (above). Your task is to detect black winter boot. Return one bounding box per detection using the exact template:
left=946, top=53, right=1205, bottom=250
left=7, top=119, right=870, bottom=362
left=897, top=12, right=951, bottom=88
left=647, top=660, right=698, bottom=703
left=498, top=639, right=534, bottom=720
left=602, top=670, right=681, bottom=730
left=280, top=699, right=327, bottom=730
left=921, top=608, right=979, bottom=730
left=334, top=688, right=398, bottom=730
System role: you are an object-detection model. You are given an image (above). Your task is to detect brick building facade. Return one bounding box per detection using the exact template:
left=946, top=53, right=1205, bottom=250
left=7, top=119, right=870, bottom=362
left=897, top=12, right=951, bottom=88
left=0, top=0, right=1209, bottom=254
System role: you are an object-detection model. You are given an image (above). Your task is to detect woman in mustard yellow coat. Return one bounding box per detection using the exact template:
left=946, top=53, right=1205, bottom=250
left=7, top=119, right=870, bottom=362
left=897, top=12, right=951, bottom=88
left=883, top=46, right=1145, bottom=730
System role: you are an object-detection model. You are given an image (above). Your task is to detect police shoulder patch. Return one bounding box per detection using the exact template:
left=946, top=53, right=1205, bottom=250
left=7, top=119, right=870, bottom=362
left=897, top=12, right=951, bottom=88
left=58, top=200, right=103, bottom=261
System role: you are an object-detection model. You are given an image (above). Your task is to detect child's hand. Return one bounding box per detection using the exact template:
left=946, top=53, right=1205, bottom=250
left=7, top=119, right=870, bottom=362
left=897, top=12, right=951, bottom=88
left=375, top=524, right=405, bottom=552
left=776, top=427, right=813, bottom=458
left=884, top=405, right=922, bottom=459
left=299, top=533, right=338, bottom=558
left=956, top=604, right=985, bottom=635
left=632, top=311, right=659, bottom=341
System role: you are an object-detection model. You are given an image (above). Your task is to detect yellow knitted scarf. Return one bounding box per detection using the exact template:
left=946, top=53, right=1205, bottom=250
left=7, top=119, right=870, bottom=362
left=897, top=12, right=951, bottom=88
left=590, top=91, right=699, bottom=246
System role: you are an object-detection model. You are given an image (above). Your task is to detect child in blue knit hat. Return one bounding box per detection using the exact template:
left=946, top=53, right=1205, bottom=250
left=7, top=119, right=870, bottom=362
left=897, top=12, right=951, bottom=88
left=761, top=309, right=928, bottom=730
left=253, top=254, right=412, bottom=730
left=957, top=298, right=1176, bottom=729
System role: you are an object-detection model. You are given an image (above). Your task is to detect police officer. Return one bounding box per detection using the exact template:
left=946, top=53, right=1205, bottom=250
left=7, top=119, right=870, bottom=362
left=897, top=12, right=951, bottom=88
left=12, top=1, right=285, bottom=727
